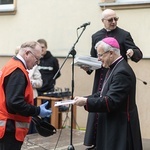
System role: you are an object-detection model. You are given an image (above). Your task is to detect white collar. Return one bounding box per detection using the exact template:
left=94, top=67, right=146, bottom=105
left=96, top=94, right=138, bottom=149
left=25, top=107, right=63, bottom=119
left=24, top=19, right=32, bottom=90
left=16, top=54, right=27, bottom=69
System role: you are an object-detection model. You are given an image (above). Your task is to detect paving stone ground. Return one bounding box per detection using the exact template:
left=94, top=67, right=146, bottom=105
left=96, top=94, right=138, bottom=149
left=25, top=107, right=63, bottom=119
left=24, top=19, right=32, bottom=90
left=22, top=129, right=86, bottom=150
left=21, top=129, right=150, bottom=150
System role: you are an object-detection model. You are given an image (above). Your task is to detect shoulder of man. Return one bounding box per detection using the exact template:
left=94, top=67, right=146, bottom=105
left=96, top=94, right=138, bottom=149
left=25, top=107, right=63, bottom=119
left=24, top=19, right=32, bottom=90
left=115, top=26, right=130, bottom=34
left=92, top=28, right=105, bottom=36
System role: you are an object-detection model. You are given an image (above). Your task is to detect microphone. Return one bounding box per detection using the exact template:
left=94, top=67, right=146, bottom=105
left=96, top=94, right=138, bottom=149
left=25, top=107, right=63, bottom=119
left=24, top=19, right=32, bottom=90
left=137, top=78, right=147, bottom=85
left=77, top=22, right=91, bottom=29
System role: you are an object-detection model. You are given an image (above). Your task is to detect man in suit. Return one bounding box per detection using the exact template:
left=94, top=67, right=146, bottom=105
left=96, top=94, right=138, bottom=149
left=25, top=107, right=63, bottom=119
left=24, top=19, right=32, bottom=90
left=82, top=9, right=143, bottom=149
left=75, top=37, right=143, bottom=150
left=0, top=41, right=52, bottom=150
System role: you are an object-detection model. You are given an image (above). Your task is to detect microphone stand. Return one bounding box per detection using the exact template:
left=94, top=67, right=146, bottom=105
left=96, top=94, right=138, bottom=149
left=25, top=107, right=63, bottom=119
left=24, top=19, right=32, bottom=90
left=53, top=26, right=88, bottom=150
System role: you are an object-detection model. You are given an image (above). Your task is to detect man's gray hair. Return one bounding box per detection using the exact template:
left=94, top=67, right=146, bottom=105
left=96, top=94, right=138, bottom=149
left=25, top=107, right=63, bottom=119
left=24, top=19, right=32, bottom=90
left=95, top=40, right=120, bottom=56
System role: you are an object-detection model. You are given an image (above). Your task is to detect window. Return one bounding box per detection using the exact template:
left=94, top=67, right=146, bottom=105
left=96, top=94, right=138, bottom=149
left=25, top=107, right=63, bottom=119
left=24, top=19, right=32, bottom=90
left=99, top=0, right=150, bottom=9
left=0, top=0, right=13, bottom=4
left=0, top=0, right=16, bottom=15
left=117, top=0, right=150, bottom=2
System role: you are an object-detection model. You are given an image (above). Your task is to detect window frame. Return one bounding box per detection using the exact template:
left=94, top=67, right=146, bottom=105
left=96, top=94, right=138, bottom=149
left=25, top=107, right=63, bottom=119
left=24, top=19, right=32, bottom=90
left=0, top=0, right=17, bottom=15
left=99, top=0, right=150, bottom=10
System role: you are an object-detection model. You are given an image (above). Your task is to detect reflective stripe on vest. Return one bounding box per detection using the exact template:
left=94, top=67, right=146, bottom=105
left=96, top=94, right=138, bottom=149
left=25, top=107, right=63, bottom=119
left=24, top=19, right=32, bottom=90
left=0, top=120, right=5, bottom=126
left=16, top=122, right=30, bottom=129
left=0, top=120, right=29, bottom=129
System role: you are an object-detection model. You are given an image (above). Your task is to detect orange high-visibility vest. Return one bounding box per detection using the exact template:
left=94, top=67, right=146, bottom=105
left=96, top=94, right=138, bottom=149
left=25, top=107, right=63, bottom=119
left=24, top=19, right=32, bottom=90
left=0, top=58, right=33, bottom=141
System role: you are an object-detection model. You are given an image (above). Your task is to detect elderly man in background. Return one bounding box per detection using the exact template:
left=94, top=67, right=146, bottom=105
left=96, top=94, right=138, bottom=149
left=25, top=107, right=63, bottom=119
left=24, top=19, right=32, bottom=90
left=75, top=37, right=143, bottom=150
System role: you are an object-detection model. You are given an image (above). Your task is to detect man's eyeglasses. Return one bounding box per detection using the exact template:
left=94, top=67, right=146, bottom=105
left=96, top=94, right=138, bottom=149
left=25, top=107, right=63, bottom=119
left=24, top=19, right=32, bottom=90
left=29, top=51, right=40, bottom=63
left=97, top=51, right=109, bottom=58
left=104, top=17, right=119, bottom=23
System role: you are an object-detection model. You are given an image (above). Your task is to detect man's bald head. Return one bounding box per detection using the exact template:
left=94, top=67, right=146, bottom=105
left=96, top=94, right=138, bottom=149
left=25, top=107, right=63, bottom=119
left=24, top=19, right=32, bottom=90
left=101, top=9, right=116, bottom=19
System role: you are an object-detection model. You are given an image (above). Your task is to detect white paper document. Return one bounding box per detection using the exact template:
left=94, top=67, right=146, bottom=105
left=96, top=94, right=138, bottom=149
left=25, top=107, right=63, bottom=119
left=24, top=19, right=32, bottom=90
left=74, top=56, right=102, bottom=70
left=54, top=99, right=75, bottom=106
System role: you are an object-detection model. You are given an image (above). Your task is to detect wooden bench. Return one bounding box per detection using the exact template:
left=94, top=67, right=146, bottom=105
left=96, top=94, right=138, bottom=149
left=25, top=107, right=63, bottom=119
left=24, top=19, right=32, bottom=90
left=37, top=96, right=76, bottom=129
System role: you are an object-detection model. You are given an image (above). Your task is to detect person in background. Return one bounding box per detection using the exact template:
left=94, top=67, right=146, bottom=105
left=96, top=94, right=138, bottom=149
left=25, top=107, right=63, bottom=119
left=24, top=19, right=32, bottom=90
left=82, top=9, right=143, bottom=149
left=28, top=65, right=43, bottom=103
left=0, top=41, right=51, bottom=150
left=37, top=39, right=61, bottom=96
left=37, top=39, right=62, bottom=122
left=28, top=65, right=43, bottom=134
left=75, top=37, right=143, bottom=150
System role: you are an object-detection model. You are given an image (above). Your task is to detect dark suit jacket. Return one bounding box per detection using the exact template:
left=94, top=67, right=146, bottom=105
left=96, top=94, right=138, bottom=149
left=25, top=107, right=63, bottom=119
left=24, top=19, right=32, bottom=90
left=86, top=57, right=143, bottom=150
left=84, top=27, right=143, bottom=146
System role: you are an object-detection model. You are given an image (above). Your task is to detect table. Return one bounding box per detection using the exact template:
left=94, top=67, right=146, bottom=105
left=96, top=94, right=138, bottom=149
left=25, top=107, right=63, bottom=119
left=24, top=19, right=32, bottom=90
left=37, top=96, right=76, bottom=129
